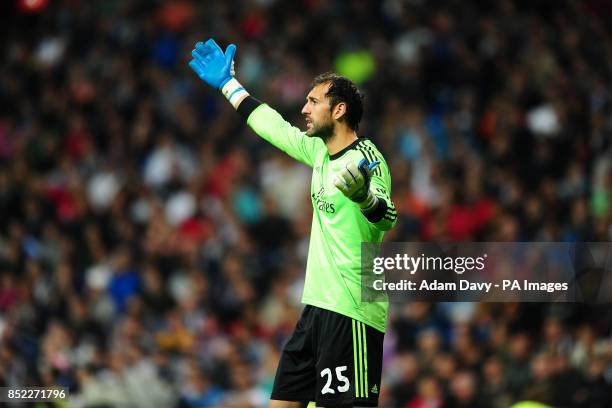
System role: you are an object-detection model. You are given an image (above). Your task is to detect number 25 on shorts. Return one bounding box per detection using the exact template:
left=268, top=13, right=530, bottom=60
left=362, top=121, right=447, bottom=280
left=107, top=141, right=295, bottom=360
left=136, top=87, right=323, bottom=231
left=320, top=366, right=350, bottom=394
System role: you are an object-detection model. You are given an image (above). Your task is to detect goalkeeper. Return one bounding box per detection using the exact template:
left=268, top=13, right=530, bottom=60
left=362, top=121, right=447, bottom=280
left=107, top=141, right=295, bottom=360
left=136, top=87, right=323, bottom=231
left=189, top=39, right=397, bottom=408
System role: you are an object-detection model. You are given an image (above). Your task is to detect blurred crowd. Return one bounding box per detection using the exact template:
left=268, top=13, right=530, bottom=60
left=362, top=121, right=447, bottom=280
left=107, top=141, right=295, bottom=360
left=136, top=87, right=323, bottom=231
left=0, top=0, right=611, bottom=407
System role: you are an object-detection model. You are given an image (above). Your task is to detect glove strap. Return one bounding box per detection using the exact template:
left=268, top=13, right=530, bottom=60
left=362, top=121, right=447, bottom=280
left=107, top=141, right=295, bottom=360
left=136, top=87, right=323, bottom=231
left=358, top=190, right=379, bottom=214
left=221, top=78, right=250, bottom=109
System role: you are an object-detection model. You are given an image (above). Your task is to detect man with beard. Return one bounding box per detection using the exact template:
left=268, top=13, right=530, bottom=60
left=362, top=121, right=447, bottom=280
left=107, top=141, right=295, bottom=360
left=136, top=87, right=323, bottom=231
left=189, top=39, right=397, bottom=408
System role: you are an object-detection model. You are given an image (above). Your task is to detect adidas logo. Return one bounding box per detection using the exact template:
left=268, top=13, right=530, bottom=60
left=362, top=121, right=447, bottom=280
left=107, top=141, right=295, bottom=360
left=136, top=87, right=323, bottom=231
left=371, top=384, right=378, bottom=394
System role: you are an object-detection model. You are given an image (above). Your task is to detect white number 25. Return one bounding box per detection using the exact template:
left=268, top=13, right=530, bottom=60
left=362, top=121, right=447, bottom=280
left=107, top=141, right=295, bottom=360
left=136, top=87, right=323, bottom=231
left=320, top=366, right=350, bottom=394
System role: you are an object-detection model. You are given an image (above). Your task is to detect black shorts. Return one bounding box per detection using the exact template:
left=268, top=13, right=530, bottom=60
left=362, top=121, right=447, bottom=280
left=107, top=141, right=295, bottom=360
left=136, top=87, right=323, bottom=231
left=271, top=305, right=384, bottom=407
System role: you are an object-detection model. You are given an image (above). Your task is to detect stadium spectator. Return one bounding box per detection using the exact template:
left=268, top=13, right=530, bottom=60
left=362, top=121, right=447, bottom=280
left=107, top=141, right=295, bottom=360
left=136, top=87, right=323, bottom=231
left=0, top=0, right=611, bottom=406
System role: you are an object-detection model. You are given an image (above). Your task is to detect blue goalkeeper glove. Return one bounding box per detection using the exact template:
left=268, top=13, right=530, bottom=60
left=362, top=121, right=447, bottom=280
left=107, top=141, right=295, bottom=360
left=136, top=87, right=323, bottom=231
left=334, top=158, right=380, bottom=212
left=189, top=38, right=236, bottom=90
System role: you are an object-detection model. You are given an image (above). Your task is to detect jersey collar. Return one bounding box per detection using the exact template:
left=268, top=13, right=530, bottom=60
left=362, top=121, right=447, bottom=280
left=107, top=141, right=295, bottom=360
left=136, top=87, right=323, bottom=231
left=329, top=138, right=364, bottom=161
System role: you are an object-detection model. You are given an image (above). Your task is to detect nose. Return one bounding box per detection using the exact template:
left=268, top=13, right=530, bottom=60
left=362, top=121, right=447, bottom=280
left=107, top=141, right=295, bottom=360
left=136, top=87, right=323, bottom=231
left=301, top=103, right=309, bottom=115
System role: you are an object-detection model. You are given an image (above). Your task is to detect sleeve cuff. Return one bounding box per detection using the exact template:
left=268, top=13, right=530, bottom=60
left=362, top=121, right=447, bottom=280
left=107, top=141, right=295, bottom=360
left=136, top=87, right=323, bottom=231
left=237, top=96, right=263, bottom=119
left=364, top=197, right=388, bottom=223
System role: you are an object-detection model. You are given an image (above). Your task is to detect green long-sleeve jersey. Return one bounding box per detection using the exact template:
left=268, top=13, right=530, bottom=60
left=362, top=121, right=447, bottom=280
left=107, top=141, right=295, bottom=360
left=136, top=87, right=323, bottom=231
left=247, top=104, right=397, bottom=332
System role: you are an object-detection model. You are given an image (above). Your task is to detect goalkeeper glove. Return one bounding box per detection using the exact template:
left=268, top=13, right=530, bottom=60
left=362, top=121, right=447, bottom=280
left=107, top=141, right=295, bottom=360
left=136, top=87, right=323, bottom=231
left=189, top=38, right=236, bottom=89
left=189, top=38, right=248, bottom=108
left=334, top=158, right=380, bottom=213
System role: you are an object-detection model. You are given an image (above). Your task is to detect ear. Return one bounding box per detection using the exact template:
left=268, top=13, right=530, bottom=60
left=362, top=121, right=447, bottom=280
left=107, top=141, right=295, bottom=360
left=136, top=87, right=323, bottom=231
left=332, top=102, right=347, bottom=121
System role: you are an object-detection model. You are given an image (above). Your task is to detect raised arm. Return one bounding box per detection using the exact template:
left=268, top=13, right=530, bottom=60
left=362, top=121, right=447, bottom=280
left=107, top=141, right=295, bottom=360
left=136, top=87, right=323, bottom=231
left=189, top=39, right=323, bottom=167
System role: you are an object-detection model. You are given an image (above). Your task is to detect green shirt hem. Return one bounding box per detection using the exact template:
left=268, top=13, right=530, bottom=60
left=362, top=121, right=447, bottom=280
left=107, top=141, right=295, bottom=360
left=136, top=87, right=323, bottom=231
left=301, top=298, right=386, bottom=333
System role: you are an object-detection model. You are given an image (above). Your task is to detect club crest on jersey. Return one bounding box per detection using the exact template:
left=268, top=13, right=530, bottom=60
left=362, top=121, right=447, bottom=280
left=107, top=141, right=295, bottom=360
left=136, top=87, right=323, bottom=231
left=311, top=186, right=336, bottom=214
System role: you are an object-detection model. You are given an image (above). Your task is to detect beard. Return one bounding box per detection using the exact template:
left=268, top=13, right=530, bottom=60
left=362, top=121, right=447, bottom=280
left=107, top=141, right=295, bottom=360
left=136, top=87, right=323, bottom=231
left=307, top=120, right=334, bottom=141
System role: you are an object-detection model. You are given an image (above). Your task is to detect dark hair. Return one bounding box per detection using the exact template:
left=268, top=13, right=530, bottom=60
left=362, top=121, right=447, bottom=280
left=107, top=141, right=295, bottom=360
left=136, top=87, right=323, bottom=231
left=311, top=72, right=364, bottom=131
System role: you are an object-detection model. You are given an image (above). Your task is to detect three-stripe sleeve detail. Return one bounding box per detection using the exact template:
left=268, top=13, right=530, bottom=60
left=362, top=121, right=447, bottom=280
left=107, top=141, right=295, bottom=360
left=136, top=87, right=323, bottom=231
left=356, top=141, right=397, bottom=224
left=378, top=192, right=397, bottom=222
left=363, top=143, right=383, bottom=177
left=357, top=141, right=382, bottom=177
left=384, top=207, right=398, bottom=222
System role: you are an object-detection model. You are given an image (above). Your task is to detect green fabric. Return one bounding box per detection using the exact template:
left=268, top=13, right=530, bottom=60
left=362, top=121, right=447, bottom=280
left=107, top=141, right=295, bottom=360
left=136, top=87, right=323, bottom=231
left=510, top=402, right=552, bottom=408
left=248, top=104, right=396, bottom=332
left=335, top=50, right=376, bottom=85
left=591, top=189, right=610, bottom=217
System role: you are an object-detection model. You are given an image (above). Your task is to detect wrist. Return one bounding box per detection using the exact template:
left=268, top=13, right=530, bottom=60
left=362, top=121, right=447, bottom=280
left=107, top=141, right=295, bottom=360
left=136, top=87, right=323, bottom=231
left=357, top=190, right=378, bottom=213
left=219, top=77, right=232, bottom=90
left=221, top=78, right=250, bottom=109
